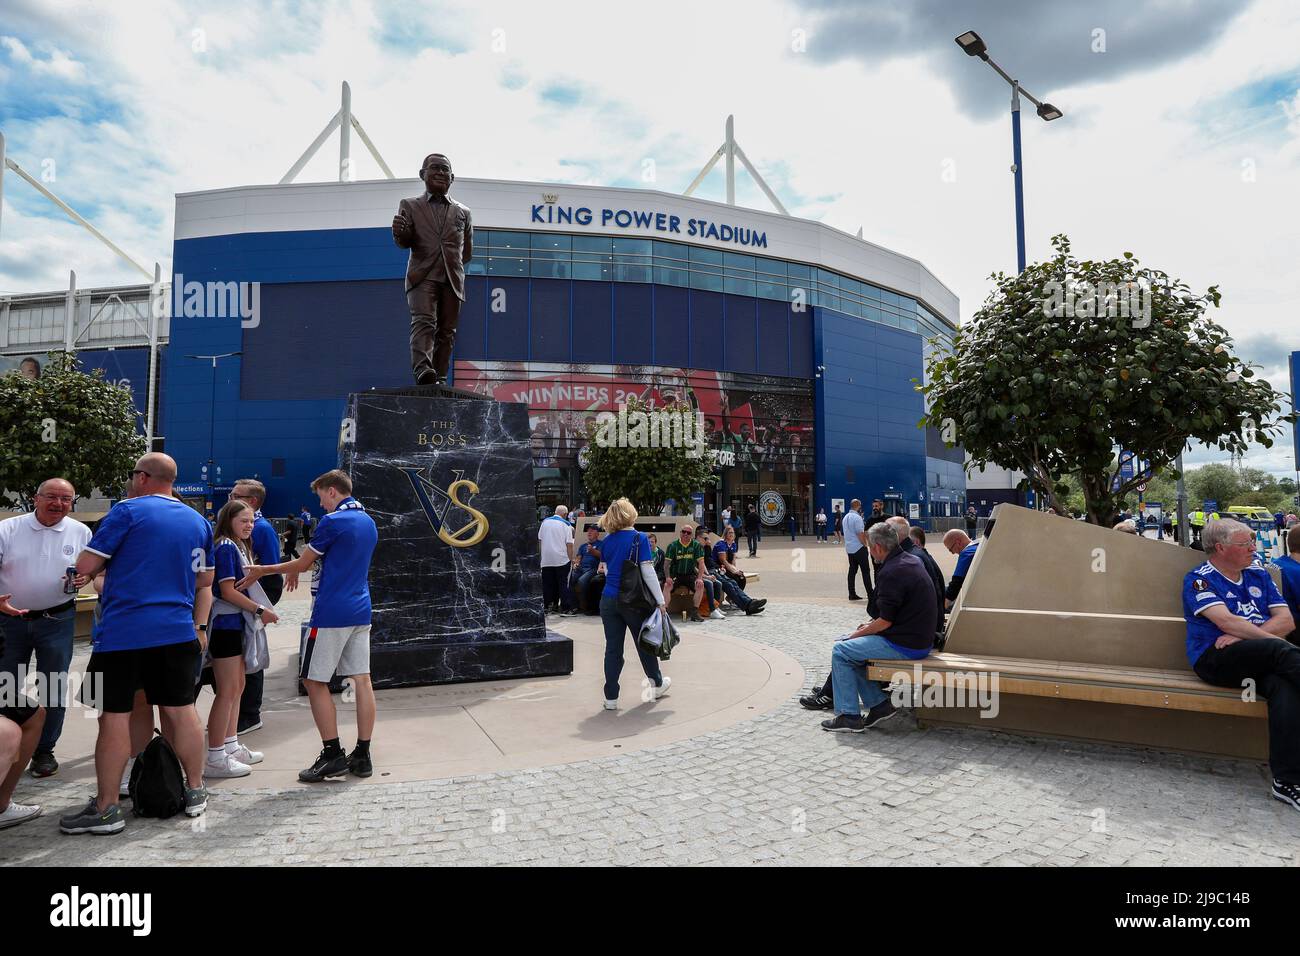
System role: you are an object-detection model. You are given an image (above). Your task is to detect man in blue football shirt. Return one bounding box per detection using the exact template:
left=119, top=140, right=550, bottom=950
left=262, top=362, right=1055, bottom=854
left=1184, top=519, right=1299, bottom=811
left=240, top=470, right=378, bottom=783
left=59, top=453, right=215, bottom=834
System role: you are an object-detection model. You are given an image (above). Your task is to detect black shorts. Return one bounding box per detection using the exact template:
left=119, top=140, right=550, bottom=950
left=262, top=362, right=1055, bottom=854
left=0, top=695, right=41, bottom=727
left=82, top=640, right=202, bottom=713
left=209, top=627, right=244, bottom=659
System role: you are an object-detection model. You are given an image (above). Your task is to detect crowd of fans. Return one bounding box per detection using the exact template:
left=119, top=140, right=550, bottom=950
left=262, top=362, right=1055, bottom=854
left=0, top=456, right=378, bottom=834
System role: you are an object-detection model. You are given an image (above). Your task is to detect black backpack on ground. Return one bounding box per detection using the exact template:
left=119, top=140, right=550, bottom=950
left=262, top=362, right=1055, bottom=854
left=128, top=730, right=186, bottom=818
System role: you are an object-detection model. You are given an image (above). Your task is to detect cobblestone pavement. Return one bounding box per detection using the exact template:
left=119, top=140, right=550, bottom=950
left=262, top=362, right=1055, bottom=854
left=2, top=598, right=1294, bottom=866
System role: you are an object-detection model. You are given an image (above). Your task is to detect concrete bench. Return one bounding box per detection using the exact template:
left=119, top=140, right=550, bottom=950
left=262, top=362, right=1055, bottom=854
left=866, top=504, right=1271, bottom=762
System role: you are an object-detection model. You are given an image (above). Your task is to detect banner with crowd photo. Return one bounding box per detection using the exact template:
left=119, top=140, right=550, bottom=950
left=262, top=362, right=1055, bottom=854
left=1, top=348, right=158, bottom=429
left=452, top=361, right=815, bottom=471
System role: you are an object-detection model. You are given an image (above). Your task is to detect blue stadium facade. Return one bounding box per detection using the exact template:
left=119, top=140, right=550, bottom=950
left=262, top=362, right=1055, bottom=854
left=162, top=177, right=964, bottom=528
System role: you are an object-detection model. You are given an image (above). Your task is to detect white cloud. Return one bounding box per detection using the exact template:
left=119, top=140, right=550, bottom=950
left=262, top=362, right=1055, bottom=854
left=0, top=34, right=86, bottom=81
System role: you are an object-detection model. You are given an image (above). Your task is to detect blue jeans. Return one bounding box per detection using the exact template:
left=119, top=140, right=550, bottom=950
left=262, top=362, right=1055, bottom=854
left=598, top=595, right=662, bottom=702
left=0, top=607, right=76, bottom=753
left=701, top=578, right=719, bottom=612
left=830, top=634, right=920, bottom=717
left=714, top=573, right=753, bottom=610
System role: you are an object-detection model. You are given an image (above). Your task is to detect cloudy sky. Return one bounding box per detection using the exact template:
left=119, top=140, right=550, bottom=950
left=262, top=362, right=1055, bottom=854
left=1, top=0, right=1297, bottom=475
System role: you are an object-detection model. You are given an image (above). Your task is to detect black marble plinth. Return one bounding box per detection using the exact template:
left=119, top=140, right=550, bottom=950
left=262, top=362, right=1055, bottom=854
left=339, top=391, right=572, bottom=689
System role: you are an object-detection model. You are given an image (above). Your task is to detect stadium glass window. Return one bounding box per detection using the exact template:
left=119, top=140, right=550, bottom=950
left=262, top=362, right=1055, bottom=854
left=756, top=278, right=787, bottom=301
left=723, top=274, right=757, bottom=296
left=531, top=233, right=571, bottom=252
left=654, top=265, right=689, bottom=287
left=573, top=235, right=613, bottom=253
left=489, top=230, right=531, bottom=251
left=615, top=263, right=652, bottom=283
left=688, top=245, right=724, bottom=266
left=754, top=256, right=786, bottom=278
left=487, top=256, right=528, bottom=276
left=690, top=270, right=724, bottom=292
left=612, top=237, right=652, bottom=257
left=786, top=262, right=812, bottom=282
left=723, top=251, right=756, bottom=272
left=652, top=240, right=687, bottom=263
left=571, top=260, right=608, bottom=281
left=531, top=254, right=571, bottom=279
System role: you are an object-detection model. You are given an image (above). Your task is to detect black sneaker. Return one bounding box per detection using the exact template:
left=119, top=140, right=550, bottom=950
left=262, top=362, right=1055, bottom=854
left=848, top=594, right=863, bottom=602
left=688, top=610, right=704, bottom=623
left=821, top=714, right=867, bottom=733
left=1272, top=779, right=1300, bottom=811
left=28, top=751, right=58, bottom=778
left=745, top=599, right=767, bottom=615
left=299, top=748, right=351, bottom=783
left=862, top=699, right=898, bottom=728
left=236, top=717, right=262, bottom=735
left=348, top=747, right=373, bottom=778
left=800, top=691, right=834, bottom=710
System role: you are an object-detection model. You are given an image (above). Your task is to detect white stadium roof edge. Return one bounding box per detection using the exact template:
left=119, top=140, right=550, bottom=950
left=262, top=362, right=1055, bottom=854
left=173, top=175, right=961, bottom=331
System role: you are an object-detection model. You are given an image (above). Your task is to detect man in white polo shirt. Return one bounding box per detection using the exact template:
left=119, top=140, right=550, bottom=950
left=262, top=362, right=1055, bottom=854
left=538, top=504, right=575, bottom=614
left=0, top=478, right=92, bottom=779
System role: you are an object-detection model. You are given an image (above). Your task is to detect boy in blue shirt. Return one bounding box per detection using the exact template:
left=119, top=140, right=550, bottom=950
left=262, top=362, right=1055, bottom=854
left=1184, top=519, right=1298, bottom=811
left=241, top=470, right=378, bottom=782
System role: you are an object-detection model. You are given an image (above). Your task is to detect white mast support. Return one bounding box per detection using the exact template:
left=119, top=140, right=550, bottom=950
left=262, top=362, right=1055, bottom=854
left=280, top=111, right=342, bottom=184
left=725, top=114, right=736, bottom=206
left=64, top=270, right=76, bottom=351
left=732, top=142, right=790, bottom=216
left=680, top=116, right=790, bottom=216
left=146, top=262, right=162, bottom=447
left=350, top=115, right=396, bottom=178
left=3, top=157, right=153, bottom=279
left=338, top=81, right=352, bottom=182
left=682, top=145, right=725, bottom=197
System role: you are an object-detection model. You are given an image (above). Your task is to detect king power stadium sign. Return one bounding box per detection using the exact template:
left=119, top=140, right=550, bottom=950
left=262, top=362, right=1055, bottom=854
left=530, top=201, right=768, bottom=249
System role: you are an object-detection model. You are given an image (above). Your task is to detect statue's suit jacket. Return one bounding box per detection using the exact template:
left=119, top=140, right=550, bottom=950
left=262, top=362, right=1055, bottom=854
left=395, top=192, right=473, bottom=299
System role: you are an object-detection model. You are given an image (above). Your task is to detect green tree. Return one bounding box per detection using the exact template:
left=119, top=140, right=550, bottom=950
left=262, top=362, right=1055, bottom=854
left=580, top=395, right=717, bottom=516
left=1185, top=463, right=1241, bottom=510
left=0, top=351, right=147, bottom=507
left=921, top=235, right=1292, bottom=524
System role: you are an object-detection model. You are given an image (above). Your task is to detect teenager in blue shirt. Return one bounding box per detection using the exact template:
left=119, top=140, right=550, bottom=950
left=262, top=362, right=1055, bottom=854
left=60, top=454, right=214, bottom=835
left=1184, top=519, right=1299, bottom=811
left=595, top=498, right=667, bottom=711
left=204, top=500, right=279, bottom=780
left=230, top=479, right=282, bottom=735
left=241, top=470, right=377, bottom=782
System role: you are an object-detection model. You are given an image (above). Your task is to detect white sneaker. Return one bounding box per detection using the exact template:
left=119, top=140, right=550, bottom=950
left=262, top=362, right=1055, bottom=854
left=119, top=756, right=135, bottom=798
left=603, top=699, right=618, bottom=711
left=709, top=609, right=725, bottom=620
left=227, top=742, right=263, bottom=765
left=204, top=752, right=252, bottom=779
left=655, top=676, right=672, bottom=700
left=0, top=801, right=42, bottom=830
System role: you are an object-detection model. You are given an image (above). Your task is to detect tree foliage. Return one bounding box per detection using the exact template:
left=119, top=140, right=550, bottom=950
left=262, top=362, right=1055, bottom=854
left=580, top=395, right=717, bottom=516
left=920, top=235, right=1292, bottom=523
left=0, top=351, right=147, bottom=508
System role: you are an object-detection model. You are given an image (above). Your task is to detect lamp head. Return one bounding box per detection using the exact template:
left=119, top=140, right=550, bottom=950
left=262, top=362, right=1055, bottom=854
left=955, top=31, right=987, bottom=58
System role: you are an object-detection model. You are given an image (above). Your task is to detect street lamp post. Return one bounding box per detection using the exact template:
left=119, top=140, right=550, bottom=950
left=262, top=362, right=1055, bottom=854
left=186, top=351, right=241, bottom=494
left=955, top=31, right=1062, bottom=273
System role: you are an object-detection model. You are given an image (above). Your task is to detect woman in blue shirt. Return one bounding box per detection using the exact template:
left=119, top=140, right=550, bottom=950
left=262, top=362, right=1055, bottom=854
left=596, top=498, right=668, bottom=711
left=207, top=501, right=279, bottom=778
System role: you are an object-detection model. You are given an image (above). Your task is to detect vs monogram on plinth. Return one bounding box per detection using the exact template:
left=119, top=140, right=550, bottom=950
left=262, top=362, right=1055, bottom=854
left=339, top=390, right=573, bottom=688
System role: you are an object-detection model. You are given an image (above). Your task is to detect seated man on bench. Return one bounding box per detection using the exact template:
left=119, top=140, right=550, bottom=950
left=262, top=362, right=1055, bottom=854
left=1184, top=518, right=1299, bottom=811
left=568, top=525, right=603, bottom=615
left=820, top=521, right=938, bottom=732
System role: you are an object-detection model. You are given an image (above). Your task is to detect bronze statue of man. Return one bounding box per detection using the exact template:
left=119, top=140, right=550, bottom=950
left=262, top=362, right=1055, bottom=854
left=393, top=153, right=473, bottom=386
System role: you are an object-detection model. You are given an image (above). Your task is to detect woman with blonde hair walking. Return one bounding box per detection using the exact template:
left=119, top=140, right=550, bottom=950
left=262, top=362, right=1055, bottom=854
left=595, top=498, right=669, bottom=710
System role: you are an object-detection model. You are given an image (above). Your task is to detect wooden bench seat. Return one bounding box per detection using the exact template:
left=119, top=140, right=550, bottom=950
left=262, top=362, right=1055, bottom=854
left=867, top=652, right=1264, bottom=719
left=861, top=504, right=1274, bottom=762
